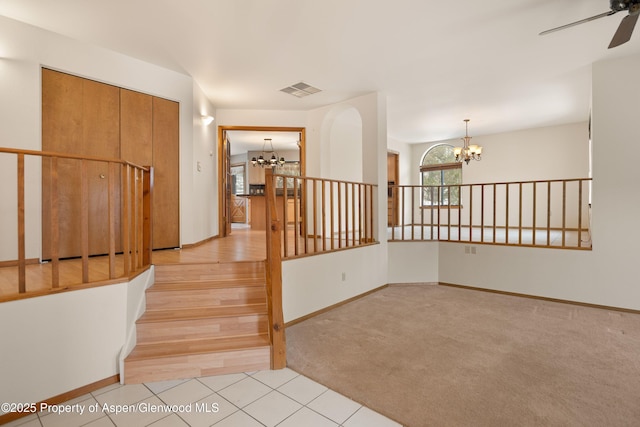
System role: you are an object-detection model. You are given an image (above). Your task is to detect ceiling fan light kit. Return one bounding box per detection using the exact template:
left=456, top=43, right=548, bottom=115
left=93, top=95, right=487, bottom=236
left=540, top=0, right=640, bottom=49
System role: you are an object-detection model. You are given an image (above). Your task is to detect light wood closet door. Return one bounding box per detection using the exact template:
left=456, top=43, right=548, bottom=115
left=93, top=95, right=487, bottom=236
left=152, top=97, right=180, bottom=249
left=120, top=89, right=153, bottom=166
left=42, top=69, right=180, bottom=256
left=42, top=69, right=120, bottom=259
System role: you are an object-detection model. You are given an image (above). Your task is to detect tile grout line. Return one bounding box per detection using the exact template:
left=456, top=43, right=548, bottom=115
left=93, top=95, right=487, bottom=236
left=19, top=369, right=398, bottom=427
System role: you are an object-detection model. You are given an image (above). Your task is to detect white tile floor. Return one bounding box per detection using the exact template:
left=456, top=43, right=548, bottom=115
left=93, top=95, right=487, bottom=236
left=4, top=369, right=402, bottom=427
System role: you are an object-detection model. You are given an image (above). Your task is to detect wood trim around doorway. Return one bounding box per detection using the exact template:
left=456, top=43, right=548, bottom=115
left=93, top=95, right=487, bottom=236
left=217, top=126, right=306, bottom=238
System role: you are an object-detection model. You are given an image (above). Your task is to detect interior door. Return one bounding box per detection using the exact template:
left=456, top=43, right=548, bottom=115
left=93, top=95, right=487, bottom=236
left=152, top=97, right=180, bottom=249
left=387, top=152, right=399, bottom=226
left=231, top=164, right=247, bottom=223
left=224, top=133, right=232, bottom=235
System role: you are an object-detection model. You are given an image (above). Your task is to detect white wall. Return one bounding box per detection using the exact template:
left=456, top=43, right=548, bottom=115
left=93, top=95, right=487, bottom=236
left=283, top=245, right=388, bottom=322
left=0, top=283, right=128, bottom=412
left=191, top=83, right=218, bottom=241
left=328, top=107, right=363, bottom=182
left=388, top=242, right=438, bottom=284
left=216, top=109, right=308, bottom=129
left=411, top=122, right=589, bottom=185
left=588, top=54, right=640, bottom=309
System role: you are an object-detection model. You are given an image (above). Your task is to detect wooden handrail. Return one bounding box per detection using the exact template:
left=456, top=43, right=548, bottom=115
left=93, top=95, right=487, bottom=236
left=389, top=178, right=592, bottom=250
left=0, top=147, right=152, bottom=296
left=266, top=173, right=378, bottom=259
left=0, top=147, right=149, bottom=171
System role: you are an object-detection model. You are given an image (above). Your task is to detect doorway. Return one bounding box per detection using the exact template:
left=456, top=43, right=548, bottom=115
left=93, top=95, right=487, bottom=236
left=217, top=126, right=306, bottom=237
left=387, top=151, right=399, bottom=226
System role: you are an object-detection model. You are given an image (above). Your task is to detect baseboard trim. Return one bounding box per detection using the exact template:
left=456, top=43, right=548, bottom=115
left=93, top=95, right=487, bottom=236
left=181, top=235, right=219, bottom=249
left=389, top=282, right=439, bottom=287
left=438, top=282, right=640, bottom=315
left=0, top=375, right=119, bottom=425
left=285, top=284, right=389, bottom=327
left=0, top=258, right=39, bottom=268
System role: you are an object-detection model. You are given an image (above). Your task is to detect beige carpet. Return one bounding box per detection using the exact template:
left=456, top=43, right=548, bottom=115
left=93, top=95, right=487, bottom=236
left=286, top=284, right=640, bottom=427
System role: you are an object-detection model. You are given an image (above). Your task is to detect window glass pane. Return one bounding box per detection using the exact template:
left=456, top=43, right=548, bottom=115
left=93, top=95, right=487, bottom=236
left=420, top=144, right=461, bottom=206
left=422, top=144, right=456, bottom=166
left=443, top=168, right=461, bottom=205
left=231, top=165, right=245, bottom=195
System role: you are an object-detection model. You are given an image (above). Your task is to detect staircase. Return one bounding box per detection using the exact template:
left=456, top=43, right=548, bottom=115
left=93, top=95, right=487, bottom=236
left=124, top=261, right=271, bottom=384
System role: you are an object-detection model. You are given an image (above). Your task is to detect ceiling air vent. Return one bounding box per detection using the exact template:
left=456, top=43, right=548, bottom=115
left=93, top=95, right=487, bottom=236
left=280, top=82, right=322, bottom=98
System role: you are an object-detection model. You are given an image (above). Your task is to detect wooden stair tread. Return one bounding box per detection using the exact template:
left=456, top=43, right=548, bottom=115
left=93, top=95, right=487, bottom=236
left=126, top=334, right=270, bottom=361
left=139, top=304, right=267, bottom=322
left=149, top=279, right=264, bottom=291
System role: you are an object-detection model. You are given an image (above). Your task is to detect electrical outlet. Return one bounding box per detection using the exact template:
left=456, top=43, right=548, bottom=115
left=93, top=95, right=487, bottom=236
left=341, top=272, right=346, bottom=281
left=465, top=246, right=470, bottom=254
left=471, top=246, right=477, bottom=255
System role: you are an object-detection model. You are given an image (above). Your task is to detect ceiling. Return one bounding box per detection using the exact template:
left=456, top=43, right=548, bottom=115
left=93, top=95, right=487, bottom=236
left=1, top=0, right=639, bottom=143
left=226, top=130, right=300, bottom=156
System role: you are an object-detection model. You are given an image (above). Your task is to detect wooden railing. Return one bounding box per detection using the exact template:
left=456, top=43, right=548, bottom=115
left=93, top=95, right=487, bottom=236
left=265, top=169, right=378, bottom=259
left=388, top=178, right=592, bottom=250
left=0, top=148, right=152, bottom=298
left=263, top=169, right=377, bottom=367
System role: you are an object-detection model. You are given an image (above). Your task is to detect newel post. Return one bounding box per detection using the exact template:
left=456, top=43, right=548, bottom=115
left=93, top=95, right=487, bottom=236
left=264, top=167, right=286, bottom=369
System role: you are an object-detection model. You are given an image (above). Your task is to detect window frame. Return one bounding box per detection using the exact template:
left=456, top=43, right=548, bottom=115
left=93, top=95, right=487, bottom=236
left=419, top=144, right=462, bottom=208
left=230, top=163, right=246, bottom=195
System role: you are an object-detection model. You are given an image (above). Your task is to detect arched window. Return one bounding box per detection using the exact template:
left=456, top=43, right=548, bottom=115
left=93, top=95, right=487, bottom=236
left=420, top=144, right=462, bottom=206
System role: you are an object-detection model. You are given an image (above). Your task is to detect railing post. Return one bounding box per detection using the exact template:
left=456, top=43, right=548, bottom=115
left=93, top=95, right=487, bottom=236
left=17, top=154, right=26, bottom=293
left=50, top=157, right=60, bottom=288
left=123, top=164, right=131, bottom=276
left=264, top=168, right=286, bottom=369
left=80, top=159, right=89, bottom=283
left=108, top=162, right=117, bottom=279
left=142, top=167, right=153, bottom=267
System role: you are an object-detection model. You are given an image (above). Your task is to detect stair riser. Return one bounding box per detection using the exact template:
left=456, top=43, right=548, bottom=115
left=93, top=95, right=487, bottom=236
left=155, top=262, right=265, bottom=283
left=124, top=347, right=271, bottom=384
left=146, top=287, right=266, bottom=310
left=137, top=315, right=268, bottom=344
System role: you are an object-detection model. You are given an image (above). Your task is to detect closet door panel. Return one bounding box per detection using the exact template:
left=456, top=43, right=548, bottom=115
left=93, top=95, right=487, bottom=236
left=152, top=97, right=180, bottom=249
left=42, top=69, right=83, bottom=260
left=42, top=69, right=121, bottom=259
left=82, top=79, right=121, bottom=256
left=120, top=89, right=153, bottom=165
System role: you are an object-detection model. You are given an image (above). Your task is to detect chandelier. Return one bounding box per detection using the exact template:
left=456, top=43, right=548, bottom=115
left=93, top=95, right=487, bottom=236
left=251, top=138, right=285, bottom=167
left=454, top=119, right=482, bottom=164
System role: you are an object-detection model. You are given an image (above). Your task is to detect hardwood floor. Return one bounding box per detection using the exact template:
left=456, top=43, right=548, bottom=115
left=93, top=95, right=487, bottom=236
left=153, top=228, right=266, bottom=264
left=0, top=224, right=375, bottom=300
left=0, top=228, right=266, bottom=299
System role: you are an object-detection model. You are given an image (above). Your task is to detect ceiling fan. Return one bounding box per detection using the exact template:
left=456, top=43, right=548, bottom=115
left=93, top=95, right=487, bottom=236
left=540, top=0, right=640, bottom=48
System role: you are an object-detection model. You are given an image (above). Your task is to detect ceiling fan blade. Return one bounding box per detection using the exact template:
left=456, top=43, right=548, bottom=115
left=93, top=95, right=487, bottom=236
left=609, top=13, right=640, bottom=48
left=539, top=11, right=615, bottom=36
